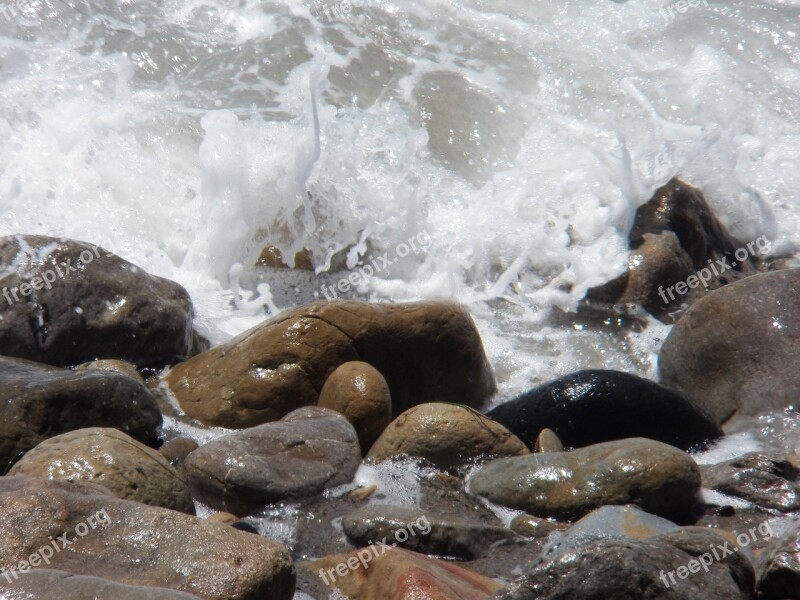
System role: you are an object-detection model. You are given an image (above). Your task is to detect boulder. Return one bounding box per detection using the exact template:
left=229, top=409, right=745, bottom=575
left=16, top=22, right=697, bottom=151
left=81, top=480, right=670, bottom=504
left=318, top=361, right=392, bottom=452
left=486, top=370, right=721, bottom=451
left=0, top=476, right=295, bottom=600
left=702, top=453, right=800, bottom=512
left=468, top=438, right=701, bottom=520
left=183, top=406, right=360, bottom=516
left=757, top=519, right=800, bottom=599
left=0, top=234, right=205, bottom=367
left=9, top=427, right=193, bottom=513
left=164, top=300, right=495, bottom=429
left=660, top=268, right=800, bottom=425
left=367, top=403, right=528, bottom=469
left=308, top=545, right=501, bottom=599
left=159, top=437, right=199, bottom=468
left=0, top=356, right=161, bottom=469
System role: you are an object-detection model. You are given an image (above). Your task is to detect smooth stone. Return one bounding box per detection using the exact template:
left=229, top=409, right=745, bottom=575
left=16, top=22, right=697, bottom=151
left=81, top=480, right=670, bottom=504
left=183, top=406, right=360, bottom=516
left=341, top=504, right=522, bottom=560
left=486, top=369, right=721, bottom=451
left=659, top=268, right=800, bottom=425
left=0, top=356, right=161, bottom=469
left=76, top=359, right=144, bottom=384
left=534, top=428, right=563, bottom=452
left=495, top=527, right=754, bottom=600
left=702, top=453, right=800, bottom=513
left=159, top=436, right=199, bottom=468
left=0, top=476, right=295, bottom=600
left=318, top=361, right=392, bottom=452
left=0, top=234, right=205, bottom=367
left=367, top=402, right=529, bottom=469
left=509, top=514, right=565, bottom=539
left=164, top=300, right=495, bottom=428
left=307, top=545, right=501, bottom=599
left=468, top=438, right=701, bottom=520
left=757, top=519, right=800, bottom=599
left=9, top=427, right=193, bottom=513
left=0, top=569, right=202, bottom=599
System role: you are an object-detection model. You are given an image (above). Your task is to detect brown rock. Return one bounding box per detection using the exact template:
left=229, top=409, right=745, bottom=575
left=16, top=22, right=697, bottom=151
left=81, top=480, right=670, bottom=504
left=308, top=545, right=501, bottom=599
left=319, top=361, right=392, bottom=452
left=509, top=514, right=565, bottom=539
left=702, top=453, right=800, bottom=512
left=164, top=301, right=495, bottom=429
left=0, top=476, right=295, bottom=600
left=256, top=246, right=314, bottom=270
left=367, top=403, right=528, bottom=469
left=159, top=437, right=199, bottom=468
left=534, top=428, right=563, bottom=453
left=9, top=427, right=194, bottom=513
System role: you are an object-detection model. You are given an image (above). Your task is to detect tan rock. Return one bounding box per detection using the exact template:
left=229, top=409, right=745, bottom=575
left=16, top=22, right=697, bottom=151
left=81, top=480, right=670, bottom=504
left=366, top=403, right=528, bottom=469
left=534, top=428, right=563, bottom=452
left=76, top=359, right=144, bottom=384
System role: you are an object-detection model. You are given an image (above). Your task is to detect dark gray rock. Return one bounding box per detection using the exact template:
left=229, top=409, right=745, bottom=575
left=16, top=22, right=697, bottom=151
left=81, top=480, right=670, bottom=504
left=184, top=406, right=361, bottom=516
left=469, top=438, right=701, bottom=520
left=0, top=234, right=205, bottom=367
left=486, top=369, right=721, bottom=451
left=659, top=268, right=800, bottom=425
left=0, top=356, right=161, bottom=470
left=757, top=518, right=800, bottom=599
left=702, top=453, right=800, bottom=512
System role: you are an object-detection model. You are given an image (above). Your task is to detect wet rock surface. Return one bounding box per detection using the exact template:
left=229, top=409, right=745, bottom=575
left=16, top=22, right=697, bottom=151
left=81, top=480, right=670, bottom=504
left=0, top=234, right=204, bottom=367
left=757, top=518, right=800, bottom=599
left=183, top=406, right=361, bottom=516
left=702, top=453, right=800, bottom=512
left=0, top=356, right=161, bottom=469
left=469, top=438, right=701, bottom=520
left=164, top=300, right=496, bottom=428
left=486, top=369, right=721, bottom=451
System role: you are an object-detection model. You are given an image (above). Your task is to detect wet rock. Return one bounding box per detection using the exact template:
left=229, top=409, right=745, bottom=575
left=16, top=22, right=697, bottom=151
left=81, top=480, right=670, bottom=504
left=76, top=359, right=145, bottom=384
left=702, top=453, right=800, bottom=512
left=469, top=438, right=701, bottom=520
left=494, top=527, right=755, bottom=600
left=757, top=519, right=800, bottom=599
left=8, top=427, right=194, bottom=513
left=256, top=246, right=314, bottom=270
left=319, top=361, right=392, bottom=452
left=342, top=504, right=522, bottom=560
left=0, top=569, right=203, bottom=599
left=533, top=429, right=563, bottom=452
left=183, top=406, right=360, bottom=516
left=587, top=178, right=762, bottom=321
left=206, top=512, right=240, bottom=526
left=486, top=370, right=721, bottom=451
left=0, top=234, right=205, bottom=367
left=0, top=476, right=295, bottom=600
left=509, top=514, right=565, bottom=539
left=164, top=300, right=495, bottom=428
left=659, top=268, right=800, bottom=425
left=307, top=545, right=501, bottom=599
left=367, top=403, right=528, bottom=469
left=159, top=437, right=199, bottom=468
left=0, top=356, right=161, bottom=469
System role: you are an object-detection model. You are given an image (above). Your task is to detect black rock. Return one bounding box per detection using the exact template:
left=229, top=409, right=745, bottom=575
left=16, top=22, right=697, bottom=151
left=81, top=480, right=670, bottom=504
left=486, top=369, right=721, bottom=451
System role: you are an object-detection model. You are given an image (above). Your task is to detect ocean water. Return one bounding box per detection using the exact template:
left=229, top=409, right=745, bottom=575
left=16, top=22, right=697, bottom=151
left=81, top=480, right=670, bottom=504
left=1, top=0, right=799, bottom=404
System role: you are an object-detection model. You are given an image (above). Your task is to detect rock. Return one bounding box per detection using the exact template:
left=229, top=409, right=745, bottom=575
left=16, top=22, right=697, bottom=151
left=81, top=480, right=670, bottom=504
left=159, top=437, right=199, bottom=468
left=0, top=569, right=203, bottom=599
left=76, top=359, right=144, bottom=384
left=0, top=476, right=295, bottom=600
left=509, top=514, right=565, bottom=539
left=587, top=178, right=763, bottom=321
left=0, top=234, right=205, bottom=367
left=341, top=504, right=522, bottom=560
left=256, top=246, right=314, bottom=270
left=318, top=361, right=392, bottom=452
left=494, top=527, right=755, bottom=600
left=757, top=519, right=800, bottom=599
left=0, top=356, right=161, bottom=470
left=367, top=403, right=528, bottom=469
left=8, top=427, right=194, bottom=513
left=659, top=268, right=800, bottom=425
left=702, top=453, right=800, bottom=512
left=183, top=406, right=360, bottom=516
left=164, top=300, right=495, bottom=428
left=469, top=438, right=701, bottom=520
left=534, top=428, right=563, bottom=452
left=206, top=512, right=240, bottom=526
left=308, top=545, right=501, bottom=599
left=486, top=370, right=721, bottom=451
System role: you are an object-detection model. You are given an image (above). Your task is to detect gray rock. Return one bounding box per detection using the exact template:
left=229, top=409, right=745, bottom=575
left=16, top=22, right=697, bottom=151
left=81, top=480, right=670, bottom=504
left=0, top=234, right=206, bottom=367
left=469, top=438, right=701, bottom=520
left=0, top=356, right=161, bottom=469
left=702, top=453, right=800, bottom=512
left=659, top=268, right=800, bottom=425
left=757, top=518, right=800, bottom=599
left=0, top=476, right=295, bottom=600
left=0, top=569, right=202, bottom=599
left=184, top=406, right=361, bottom=516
